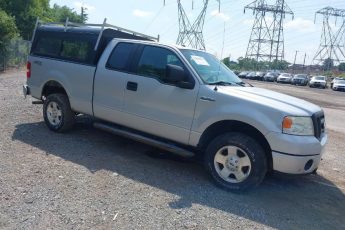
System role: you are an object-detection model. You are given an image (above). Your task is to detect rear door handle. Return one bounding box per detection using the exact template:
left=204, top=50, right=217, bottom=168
left=126, top=81, right=138, bottom=91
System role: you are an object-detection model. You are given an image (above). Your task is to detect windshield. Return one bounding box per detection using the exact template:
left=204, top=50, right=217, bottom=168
left=295, top=75, right=306, bottom=79
left=315, top=76, right=325, bottom=80
left=336, top=79, right=345, bottom=84
left=180, top=49, right=241, bottom=85
left=281, top=74, right=290, bottom=77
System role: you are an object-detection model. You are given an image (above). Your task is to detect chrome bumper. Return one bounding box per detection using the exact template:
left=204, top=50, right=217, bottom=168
left=23, top=85, right=30, bottom=98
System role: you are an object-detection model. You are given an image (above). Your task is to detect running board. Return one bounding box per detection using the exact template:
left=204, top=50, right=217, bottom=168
left=93, top=122, right=195, bottom=158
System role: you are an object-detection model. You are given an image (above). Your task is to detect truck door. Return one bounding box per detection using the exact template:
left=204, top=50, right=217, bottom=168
left=93, top=42, right=138, bottom=123
left=122, top=45, right=199, bottom=145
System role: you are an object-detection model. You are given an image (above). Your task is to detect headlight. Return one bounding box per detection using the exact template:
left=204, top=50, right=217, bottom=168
left=282, top=116, right=314, bottom=136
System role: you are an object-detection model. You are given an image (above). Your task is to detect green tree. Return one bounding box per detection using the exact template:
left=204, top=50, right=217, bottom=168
left=222, top=57, right=230, bottom=67
left=0, top=10, right=18, bottom=50
left=0, top=0, right=51, bottom=40
left=0, top=0, right=86, bottom=40
left=50, top=4, right=87, bottom=23
left=323, top=58, right=334, bottom=71
left=338, top=63, right=345, bottom=72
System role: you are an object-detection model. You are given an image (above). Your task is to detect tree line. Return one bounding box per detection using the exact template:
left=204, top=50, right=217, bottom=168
left=222, top=57, right=345, bottom=73
left=0, top=0, right=87, bottom=52
left=222, top=57, right=290, bottom=71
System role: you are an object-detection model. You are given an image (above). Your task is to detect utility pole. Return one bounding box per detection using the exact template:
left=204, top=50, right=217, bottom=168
left=303, top=52, right=307, bottom=73
left=244, top=0, right=294, bottom=62
left=313, top=7, right=345, bottom=65
left=293, top=50, right=299, bottom=74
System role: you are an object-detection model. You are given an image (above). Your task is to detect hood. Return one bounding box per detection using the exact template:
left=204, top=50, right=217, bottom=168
left=293, top=77, right=306, bottom=80
left=216, top=86, right=321, bottom=116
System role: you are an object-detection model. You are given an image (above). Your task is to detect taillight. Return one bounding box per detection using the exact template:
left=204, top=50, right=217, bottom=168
left=26, top=62, right=31, bottom=79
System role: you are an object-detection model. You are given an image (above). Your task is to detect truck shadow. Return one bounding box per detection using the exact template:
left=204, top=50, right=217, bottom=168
left=12, top=120, right=345, bottom=229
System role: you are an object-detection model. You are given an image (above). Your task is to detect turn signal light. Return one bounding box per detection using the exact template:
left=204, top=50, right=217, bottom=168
left=282, top=117, right=293, bottom=129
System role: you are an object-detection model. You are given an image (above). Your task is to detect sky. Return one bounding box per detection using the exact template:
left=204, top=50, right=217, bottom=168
left=50, top=0, right=345, bottom=64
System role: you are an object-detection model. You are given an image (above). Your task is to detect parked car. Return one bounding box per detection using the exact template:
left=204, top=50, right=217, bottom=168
left=246, top=71, right=257, bottom=80
left=254, top=72, right=265, bottom=81
left=238, top=71, right=249, bottom=78
left=291, top=74, right=309, bottom=86
left=330, top=77, right=342, bottom=88
left=23, top=20, right=327, bottom=191
left=277, top=73, right=293, bottom=83
left=309, top=76, right=327, bottom=88
left=332, top=78, right=345, bottom=91
left=263, top=72, right=277, bottom=82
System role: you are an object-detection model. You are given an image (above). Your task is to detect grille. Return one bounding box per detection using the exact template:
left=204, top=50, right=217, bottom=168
left=312, top=111, right=325, bottom=139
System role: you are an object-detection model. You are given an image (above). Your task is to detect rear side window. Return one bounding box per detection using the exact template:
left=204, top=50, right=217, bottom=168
left=137, top=46, right=183, bottom=81
left=34, top=36, right=62, bottom=57
left=106, top=43, right=136, bottom=71
left=32, top=32, right=96, bottom=65
left=60, top=40, right=91, bottom=62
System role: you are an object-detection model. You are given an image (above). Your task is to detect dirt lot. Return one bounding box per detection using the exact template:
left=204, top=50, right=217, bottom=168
left=0, top=71, right=344, bottom=229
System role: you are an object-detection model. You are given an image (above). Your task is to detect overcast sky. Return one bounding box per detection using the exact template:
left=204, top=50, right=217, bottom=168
left=50, top=0, right=345, bottom=64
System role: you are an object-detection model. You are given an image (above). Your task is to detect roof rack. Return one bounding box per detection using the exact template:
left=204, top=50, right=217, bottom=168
left=31, top=17, right=160, bottom=51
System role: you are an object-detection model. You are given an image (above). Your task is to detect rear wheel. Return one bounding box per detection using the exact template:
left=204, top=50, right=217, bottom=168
left=43, top=93, right=75, bottom=132
left=204, top=133, right=267, bottom=191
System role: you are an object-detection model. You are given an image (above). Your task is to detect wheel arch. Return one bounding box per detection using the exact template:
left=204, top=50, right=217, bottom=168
left=198, top=120, right=273, bottom=171
left=41, top=80, right=70, bottom=99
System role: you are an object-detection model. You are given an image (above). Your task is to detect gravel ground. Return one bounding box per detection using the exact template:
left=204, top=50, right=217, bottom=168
left=0, top=71, right=344, bottom=229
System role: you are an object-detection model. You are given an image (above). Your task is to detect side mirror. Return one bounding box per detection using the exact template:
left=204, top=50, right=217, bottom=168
left=166, top=64, right=185, bottom=83
left=166, top=64, right=194, bottom=89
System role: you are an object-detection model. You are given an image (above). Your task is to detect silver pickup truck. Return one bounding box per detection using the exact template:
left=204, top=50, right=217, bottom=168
left=24, top=21, right=327, bottom=191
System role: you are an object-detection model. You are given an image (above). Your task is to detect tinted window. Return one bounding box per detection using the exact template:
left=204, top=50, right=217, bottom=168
left=137, top=46, right=184, bottom=81
left=60, top=40, right=91, bottom=62
left=33, top=36, right=62, bottom=57
left=107, top=43, right=135, bottom=71
left=32, top=33, right=96, bottom=64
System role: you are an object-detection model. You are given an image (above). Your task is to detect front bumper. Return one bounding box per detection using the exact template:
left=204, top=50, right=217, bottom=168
left=266, top=132, right=327, bottom=174
left=272, top=151, right=322, bottom=174
left=310, top=82, right=326, bottom=87
left=277, top=78, right=291, bottom=83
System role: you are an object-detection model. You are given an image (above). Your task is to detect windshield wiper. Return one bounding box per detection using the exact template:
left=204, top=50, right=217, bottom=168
left=208, top=81, right=234, bottom=86
left=209, top=81, right=245, bottom=87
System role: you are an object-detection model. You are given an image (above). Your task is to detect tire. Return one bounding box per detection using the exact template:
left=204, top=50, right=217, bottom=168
left=43, top=93, right=75, bottom=132
left=204, top=132, right=267, bottom=191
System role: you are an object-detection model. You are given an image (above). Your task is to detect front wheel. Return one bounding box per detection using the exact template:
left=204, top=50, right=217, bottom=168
left=204, top=133, right=267, bottom=191
left=43, top=93, right=75, bottom=132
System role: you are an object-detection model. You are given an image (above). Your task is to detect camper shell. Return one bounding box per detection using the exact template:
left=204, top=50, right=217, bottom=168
left=30, top=19, right=158, bottom=66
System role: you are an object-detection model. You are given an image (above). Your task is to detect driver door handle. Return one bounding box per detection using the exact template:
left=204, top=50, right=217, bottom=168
left=126, top=81, right=138, bottom=91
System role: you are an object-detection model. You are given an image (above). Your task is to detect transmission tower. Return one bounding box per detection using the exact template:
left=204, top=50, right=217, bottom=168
left=164, top=0, right=220, bottom=50
left=312, top=7, right=345, bottom=65
left=244, top=0, right=293, bottom=62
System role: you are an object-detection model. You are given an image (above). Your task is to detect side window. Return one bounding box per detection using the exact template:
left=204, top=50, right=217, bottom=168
left=107, top=43, right=135, bottom=71
left=137, top=46, right=184, bottom=82
left=60, top=40, right=91, bottom=62
left=33, top=36, right=62, bottom=57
